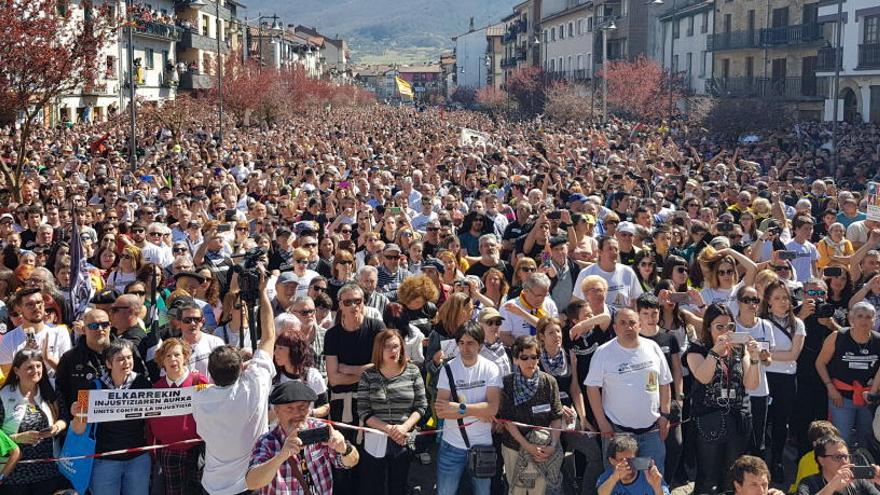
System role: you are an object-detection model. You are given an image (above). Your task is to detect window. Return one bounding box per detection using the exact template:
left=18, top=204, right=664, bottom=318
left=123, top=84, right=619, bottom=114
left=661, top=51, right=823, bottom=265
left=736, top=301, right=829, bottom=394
left=687, top=16, right=694, bottom=36
left=567, top=56, right=572, bottom=73
left=866, top=15, right=880, bottom=44
left=544, top=29, right=549, bottom=43
left=686, top=52, right=692, bottom=75
left=673, top=54, right=679, bottom=71
left=105, top=55, right=117, bottom=78
left=672, top=19, right=680, bottom=39
left=559, top=24, right=565, bottom=40
left=701, top=12, right=709, bottom=33
left=568, top=22, right=574, bottom=37
left=146, top=48, right=155, bottom=69
left=202, top=15, right=210, bottom=36
left=577, top=54, right=583, bottom=69
left=588, top=17, right=593, bottom=32
left=577, top=19, right=582, bottom=36
left=551, top=27, right=556, bottom=41
left=745, top=57, right=754, bottom=78
left=700, top=51, right=707, bottom=76
left=550, top=59, right=555, bottom=71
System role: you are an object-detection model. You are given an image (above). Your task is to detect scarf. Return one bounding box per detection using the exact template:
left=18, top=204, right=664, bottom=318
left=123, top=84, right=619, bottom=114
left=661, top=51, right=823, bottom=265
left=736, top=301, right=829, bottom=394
left=519, top=293, right=548, bottom=319
left=822, top=236, right=847, bottom=257
left=101, top=371, right=138, bottom=390
left=513, top=367, right=540, bottom=406
left=512, top=428, right=564, bottom=494
left=540, top=347, right=568, bottom=378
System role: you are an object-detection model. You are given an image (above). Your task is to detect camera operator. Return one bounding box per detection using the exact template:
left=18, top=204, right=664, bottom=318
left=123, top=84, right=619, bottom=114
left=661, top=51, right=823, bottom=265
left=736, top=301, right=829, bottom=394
left=793, top=278, right=840, bottom=455
left=246, top=381, right=358, bottom=494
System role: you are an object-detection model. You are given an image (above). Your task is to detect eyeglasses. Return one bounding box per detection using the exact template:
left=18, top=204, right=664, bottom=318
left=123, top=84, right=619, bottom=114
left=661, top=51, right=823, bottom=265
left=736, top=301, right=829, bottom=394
left=127, top=291, right=146, bottom=297
left=605, top=220, right=620, bottom=225
left=520, top=267, right=535, bottom=272
left=674, top=266, right=689, bottom=274
left=86, top=321, right=111, bottom=330
left=639, top=261, right=655, bottom=267
left=235, top=227, right=248, bottom=232
left=173, top=248, right=188, bottom=254
left=427, top=227, right=440, bottom=232
left=340, top=229, right=352, bottom=234
left=385, top=255, right=400, bottom=260
left=518, top=354, right=539, bottom=361
left=821, top=454, right=851, bottom=462
left=341, top=298, right=363, bottom=307
left=739, top=296, right=761, bottom=305
left=181, top=316, right=204, bottom=325
left=310, top=286, right=327, bottom=292
left=295, top=259, right=309, bottom=264
left=771, top=265, right=790, bottom=272
left=484, top=318, right=503, bottom=326
left=806, top=289, right=827, bottom=297
left=148, top=232, right=162, bottom=237
left=132, top=228, right=145, bottom=233
left=717, top=269, right=736, bottom=276
left=295, top=309, right=316, bottom=316
left=121, top=254, right=135, bottom=260
left=302, top=243, right=318, bottom=248
left=337, top=260, right=353, bottom=266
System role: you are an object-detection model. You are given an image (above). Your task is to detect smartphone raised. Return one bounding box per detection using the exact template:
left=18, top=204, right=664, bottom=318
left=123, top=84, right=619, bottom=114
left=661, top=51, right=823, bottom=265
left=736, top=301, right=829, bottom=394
left=824, top=266, right=843, bottom=277
left=390, top=206, right=402, bottom=215
left=851, top=466, right=876, bottom=479
left=667, top=292, right=690, bottom=304
left=728, top=332, right=751, bottom=345
left=778, top=250, right=798, bottom=261
left=628, top=457, right=653, bottom=471
left=297, top=426, right=330, bottom=446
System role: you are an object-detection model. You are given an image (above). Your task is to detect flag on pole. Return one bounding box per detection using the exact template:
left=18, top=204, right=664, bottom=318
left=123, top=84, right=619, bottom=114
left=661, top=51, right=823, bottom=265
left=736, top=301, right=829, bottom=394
left=395, top=76, right=414, bottom=98
left=69, top=209, right=94, bottom=320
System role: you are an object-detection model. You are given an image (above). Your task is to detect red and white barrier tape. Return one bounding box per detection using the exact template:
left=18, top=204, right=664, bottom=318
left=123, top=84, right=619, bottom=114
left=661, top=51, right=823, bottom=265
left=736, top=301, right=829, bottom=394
left=17, top=417, right=686, bottom=464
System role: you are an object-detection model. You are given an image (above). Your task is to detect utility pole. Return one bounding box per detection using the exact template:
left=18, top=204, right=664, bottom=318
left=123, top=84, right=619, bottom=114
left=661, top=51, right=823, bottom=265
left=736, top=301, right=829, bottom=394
left=216, top=0, right=224, bottom=147
left=831, top=0, right=843, bottom=172
left=127, top=5, right=137, bottom=170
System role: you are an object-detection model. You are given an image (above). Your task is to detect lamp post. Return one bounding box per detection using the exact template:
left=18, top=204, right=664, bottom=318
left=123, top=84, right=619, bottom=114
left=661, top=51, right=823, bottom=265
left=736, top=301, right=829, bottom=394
left=126, top=4, right=136, bottom=170
left=831, top=0, right=843, bottom=171
left=598, top=17, right=617, bottom=123
left=252, top=13, right=281, bottom=71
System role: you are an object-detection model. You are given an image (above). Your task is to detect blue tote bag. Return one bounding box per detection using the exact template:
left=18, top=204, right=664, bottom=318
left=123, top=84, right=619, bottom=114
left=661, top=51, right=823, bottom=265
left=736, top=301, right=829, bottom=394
left=58, top=380, right=101, bottom=494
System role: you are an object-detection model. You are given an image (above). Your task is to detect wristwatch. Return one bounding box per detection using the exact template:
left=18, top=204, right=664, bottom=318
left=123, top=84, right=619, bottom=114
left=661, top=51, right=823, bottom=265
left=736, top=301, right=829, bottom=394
left=458, top=402, right=467, bottom=415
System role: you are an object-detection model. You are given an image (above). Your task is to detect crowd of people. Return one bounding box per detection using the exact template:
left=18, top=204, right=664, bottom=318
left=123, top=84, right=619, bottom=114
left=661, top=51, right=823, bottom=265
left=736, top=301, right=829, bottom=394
left=0, top=105, right=878, bottom=495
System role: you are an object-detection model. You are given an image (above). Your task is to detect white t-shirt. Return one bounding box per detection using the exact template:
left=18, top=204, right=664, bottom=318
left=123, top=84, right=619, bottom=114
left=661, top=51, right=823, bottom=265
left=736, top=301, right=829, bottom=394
left=584, top=337, right=672, bottom=429
left=276, top=367, right=327, bottom=397
left=499, top=297, right=559, bottom=339
left=701, top=281, right=744, bottom=315
left=188, top=332, right=226, bottom=382
left=785, top=239, right=818, bottom=283
left=194, top=349, right=276, bottom=495
left=764, top=316, right=806, bottom=375
left=735, top=318, right=775, bottom=397
left=0, top=325, right=72, bottom=380
left=572, top=263, right=643, bottom=310
left=437, top=355, right=502, bottom=449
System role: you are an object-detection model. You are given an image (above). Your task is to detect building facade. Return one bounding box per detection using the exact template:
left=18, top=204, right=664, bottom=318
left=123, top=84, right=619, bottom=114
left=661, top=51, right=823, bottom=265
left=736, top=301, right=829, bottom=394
left=657, top=0, right=714, bottom=95
left=540, top=0, right=595, bottom=82
left=816, top=0, right=880, bottom=123
left=707, top=0, right=825, bottom=119
left=453, top=26, right=492, bottom=89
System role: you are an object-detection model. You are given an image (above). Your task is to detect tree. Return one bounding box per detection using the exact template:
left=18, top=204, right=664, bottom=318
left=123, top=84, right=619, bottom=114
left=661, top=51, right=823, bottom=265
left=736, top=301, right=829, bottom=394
left=703, top=97, right=793, bottom=144
left=139, top=94, right=212, bottom=143
left=475, top=86, right=510, bottom=116
left=544, top=82, right=595, bottom=123
left=506, top=67, right=546, bottom=115
left=450, top=86, right=476, bottom=107
left=0, top=0, right=111, bottom=199
left=600, top=56, right=683, bottom=121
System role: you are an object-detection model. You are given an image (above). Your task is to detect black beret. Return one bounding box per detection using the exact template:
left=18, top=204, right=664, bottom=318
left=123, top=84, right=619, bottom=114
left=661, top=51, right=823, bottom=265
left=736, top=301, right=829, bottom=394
left=269, top=381, right=318, bottom=405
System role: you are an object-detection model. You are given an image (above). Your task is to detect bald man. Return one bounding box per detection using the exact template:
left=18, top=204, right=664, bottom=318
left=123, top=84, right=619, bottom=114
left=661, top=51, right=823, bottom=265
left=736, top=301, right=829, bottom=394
left=56, top=309, right=114, bottom=421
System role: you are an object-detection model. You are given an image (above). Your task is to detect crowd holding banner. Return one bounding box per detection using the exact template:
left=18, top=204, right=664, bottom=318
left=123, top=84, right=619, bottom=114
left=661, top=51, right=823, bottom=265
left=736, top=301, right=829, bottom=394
left=0, top=106, right=880, bottom=495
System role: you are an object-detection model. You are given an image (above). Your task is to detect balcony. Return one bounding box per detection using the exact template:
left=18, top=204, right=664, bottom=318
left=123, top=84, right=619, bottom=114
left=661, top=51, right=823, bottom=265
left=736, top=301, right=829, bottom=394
left=500, top=58, right=517, bottom=69
left=175, top=0, right=232, bottom=20
left=179, top=71, right=215, bottom=90
left=179, top=29, right=229, bottom=53
left=816, top=46, right=842, bottom=72
left=706, top=76, right=824, bottom=100
left=133, top=21, right=183, bottom=42
left=760, top=23, right=823, bottom=46
left=858, top=43, right=880, bottom=69
left=516, top=48, right=528, bottom=61
left=707, top=31, right=761, bottom=51
left=572, top=69, right=590, bottom=81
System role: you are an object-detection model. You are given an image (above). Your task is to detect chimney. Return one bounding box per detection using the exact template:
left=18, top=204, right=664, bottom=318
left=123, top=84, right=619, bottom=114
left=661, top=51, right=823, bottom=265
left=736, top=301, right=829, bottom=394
left=469, top=17, right=474, bottom=31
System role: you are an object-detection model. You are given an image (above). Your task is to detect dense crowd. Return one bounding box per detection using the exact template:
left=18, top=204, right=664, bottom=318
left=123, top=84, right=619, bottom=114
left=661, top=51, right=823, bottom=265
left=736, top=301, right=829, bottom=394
left=0, top=106, right=879, bottom=495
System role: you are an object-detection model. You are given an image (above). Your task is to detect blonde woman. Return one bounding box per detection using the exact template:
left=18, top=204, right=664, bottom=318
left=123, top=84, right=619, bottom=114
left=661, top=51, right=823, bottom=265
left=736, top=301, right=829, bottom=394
left=107, top=245, right=142, bottom=293
left=698, top=246, right=758, bottom=316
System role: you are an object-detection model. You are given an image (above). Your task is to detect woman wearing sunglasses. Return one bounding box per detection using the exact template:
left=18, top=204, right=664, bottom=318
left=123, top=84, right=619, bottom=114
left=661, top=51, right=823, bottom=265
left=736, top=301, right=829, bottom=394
left=107, top=245, right=142, bottom=293
left=698, top=246, right=759, bottom=317
left=477, top=308, right=511, bottom=377
left=498, top=335, right=564, bottom=495
left=685, top=304, right=760, bottom=495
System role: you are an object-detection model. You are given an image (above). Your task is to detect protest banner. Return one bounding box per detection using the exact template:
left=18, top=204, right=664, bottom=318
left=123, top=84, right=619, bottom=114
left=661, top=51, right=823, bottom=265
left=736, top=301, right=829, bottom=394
left=867, top=182, right=880, bottom=221
left=460, top=128, right=490, bottom=147
left=78, top=386, right=203, bottom=423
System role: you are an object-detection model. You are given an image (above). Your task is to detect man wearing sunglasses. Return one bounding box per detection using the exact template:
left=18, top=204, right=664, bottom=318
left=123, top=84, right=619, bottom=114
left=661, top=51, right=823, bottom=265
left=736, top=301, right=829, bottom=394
left=176, top=300, right=225, bottom=381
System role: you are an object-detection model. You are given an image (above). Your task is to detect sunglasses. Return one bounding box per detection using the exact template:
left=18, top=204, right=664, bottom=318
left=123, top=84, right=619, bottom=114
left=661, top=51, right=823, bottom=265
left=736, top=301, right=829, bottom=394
left=520, top=267, right=536, bottom=272
left=674, top=266, right=689, bottom=274
left=173, top=248, right=188, bottom=253
left=427, top=227, right=440, bottom=232
left=310, top=286, right=327, bottom=292
left=771, top=265, right=790, bottom=272
left=341, top=298, right=363, bottom=307
left=302, top=243, right=318, bottom=248
left=639, top=261, right=655, bottom=267
left=295, top=309, right=316, bottom=316
left=337, top=260, right=353, bottom=266
left=739, top=296, right=761, bottom=305
left=86, top=321, right=111, bottom=330
left=340, top=229, right=352, bottom=234
left=518, top=354, right=539, bottom=361
left=385, top=255, right=400, bottom=260
left=127, top=291, right=146, bottom=297
left=713, top=322, right=736, bottom=332
left=148, top=232, right=162, bottom=237
left=235, top=227, right=248, bottom=232
left=181, top=316, right=204, bottom=325
left=295, top=259, right=309, bottom=264
left=717, top=269, right=736, bottom=276
left=485, top=318, right=503, bottom=326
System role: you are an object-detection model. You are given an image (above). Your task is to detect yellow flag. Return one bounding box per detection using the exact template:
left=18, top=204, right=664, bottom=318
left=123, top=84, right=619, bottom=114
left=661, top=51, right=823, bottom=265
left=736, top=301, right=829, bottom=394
left=395, top=76, right=414, bottom=97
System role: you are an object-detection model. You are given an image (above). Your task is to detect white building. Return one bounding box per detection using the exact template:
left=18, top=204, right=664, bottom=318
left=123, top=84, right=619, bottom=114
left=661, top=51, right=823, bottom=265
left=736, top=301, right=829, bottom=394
left=540, top=0, right=595, bottom=81
left=453, top=26, right=492, bottom=89
left=124, top=0, right=181, bottom=101
left=817, top=0, right=880, bottom=123
left=656, top=0, right=714, bottom=95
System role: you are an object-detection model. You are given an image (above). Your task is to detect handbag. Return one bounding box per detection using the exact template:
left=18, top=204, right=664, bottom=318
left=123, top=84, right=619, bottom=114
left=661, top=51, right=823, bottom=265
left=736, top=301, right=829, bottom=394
left=444, top=364, right=497, bottom=478
left=58, top=379, right=102, bottom=494
left=694, top=409, right=730, bottom=444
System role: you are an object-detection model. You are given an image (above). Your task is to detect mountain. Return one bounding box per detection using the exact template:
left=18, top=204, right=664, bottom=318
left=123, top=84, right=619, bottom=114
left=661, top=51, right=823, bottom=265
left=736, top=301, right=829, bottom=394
left=255, top=0, right=513, bottom=63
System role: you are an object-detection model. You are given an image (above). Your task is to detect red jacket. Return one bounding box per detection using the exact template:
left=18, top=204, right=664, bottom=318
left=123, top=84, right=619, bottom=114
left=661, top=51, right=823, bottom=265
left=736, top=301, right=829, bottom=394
left=147, top=371, right=206, bottom=451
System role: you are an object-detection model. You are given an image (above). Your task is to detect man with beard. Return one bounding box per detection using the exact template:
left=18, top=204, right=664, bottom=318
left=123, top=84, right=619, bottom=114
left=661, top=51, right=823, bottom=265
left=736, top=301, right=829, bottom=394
left=0, top=288, right=72, bottom=377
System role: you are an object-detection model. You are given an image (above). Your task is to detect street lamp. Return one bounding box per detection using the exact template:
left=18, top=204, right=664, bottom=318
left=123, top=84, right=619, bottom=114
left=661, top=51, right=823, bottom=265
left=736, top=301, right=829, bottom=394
left=831, top=0, right=844, bottom=171
left=125, top=3, right=137, bottom=170
left=598, top=17, right=617, bottom=123
left=251, top=14, right=281, bottom=70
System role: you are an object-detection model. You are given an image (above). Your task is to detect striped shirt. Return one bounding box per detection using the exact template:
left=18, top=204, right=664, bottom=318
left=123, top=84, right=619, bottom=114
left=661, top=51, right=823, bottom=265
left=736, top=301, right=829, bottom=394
left=356, top=362, right=428, bottom=425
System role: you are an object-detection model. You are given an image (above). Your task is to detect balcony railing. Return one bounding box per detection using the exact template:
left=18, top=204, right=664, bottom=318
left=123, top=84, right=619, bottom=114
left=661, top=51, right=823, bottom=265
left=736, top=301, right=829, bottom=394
left=760, top=23, right=823, bottom=46
left=816, top=46, right=842, bottom=72
left=707, top=31, right=762, bottom=51
left=179, top=71, right=215, bottom=90
left=179, top=28, right=229, bottom=53
left=706, top=76, right=824, bottom=100
left=858, top=43, right=880, bottom=69
left=134, top=21, right=183, bottom=42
